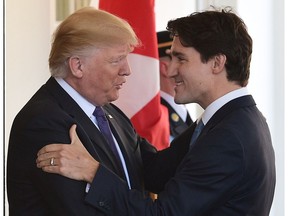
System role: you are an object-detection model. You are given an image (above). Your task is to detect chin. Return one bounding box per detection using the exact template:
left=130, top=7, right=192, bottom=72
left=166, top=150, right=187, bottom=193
left=175, top=95, right=189, bottom=105
left=109, top=94, right=119, bottom=102
left=174, top=97, right=182, bottom=104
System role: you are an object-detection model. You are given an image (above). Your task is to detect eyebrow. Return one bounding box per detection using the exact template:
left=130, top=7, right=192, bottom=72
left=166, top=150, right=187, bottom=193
left=109, top=54, right=126, bottom=61
left=171, top=50, right=185, bottom=58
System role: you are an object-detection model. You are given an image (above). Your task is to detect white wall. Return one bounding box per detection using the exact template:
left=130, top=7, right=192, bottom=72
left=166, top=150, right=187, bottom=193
left=285, top=2, right=288, bottom=216
left=237, top=1, right=285, bottom=215
left=4, top=0, right=286, bottom=215
left=5, top=0, right=51, bottom=149
left=5, top=0, right=51, bottom=215
left=0, top=1, right=3, bottom=215
left=155, top=0, right=196, bottom=31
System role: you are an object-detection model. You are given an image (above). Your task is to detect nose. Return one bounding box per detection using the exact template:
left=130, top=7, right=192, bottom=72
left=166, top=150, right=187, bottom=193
left=120, top=58, right=131, bottom=76
left=167, top=59, right=177, bottom=78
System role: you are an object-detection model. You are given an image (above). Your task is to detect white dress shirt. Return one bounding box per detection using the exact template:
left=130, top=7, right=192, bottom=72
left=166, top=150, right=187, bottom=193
left=200, top=87, right=249, bottom=125
left=55, top=77, right=131, bottom=190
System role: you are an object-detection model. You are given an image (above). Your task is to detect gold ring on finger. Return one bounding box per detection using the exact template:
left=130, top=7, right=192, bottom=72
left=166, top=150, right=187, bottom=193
left=50, top=157, right=55, bottom=166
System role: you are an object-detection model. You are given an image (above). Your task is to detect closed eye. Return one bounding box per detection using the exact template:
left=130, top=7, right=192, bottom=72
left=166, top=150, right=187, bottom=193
left=109, top=56, right=126, bottom=65
left=172, top=51, right=187, bottom=63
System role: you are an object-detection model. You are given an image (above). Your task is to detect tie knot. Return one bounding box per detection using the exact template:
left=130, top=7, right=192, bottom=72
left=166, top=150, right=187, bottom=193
left=93, top=106, right=106, bottom=119
left=195, top=119, right=204, bottom=132
left=190, top=119, right=204, bottom=147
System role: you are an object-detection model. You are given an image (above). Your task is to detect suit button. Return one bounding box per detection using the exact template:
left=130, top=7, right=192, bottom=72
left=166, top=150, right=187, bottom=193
left=99, top=201, right=105, bottom=207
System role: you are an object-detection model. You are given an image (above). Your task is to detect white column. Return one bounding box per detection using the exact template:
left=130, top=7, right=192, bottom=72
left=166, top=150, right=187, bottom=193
left=5, top=1, right=51, bottom=215
left=284, top=1, right=288, bottom=215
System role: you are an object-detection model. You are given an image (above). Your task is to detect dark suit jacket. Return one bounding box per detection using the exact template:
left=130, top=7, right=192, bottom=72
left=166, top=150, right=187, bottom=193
left=7, top=77, right=188, bottom=215
left=161, top=97, right=193, bottom=139
left=87, top=95, right=276, bottom=216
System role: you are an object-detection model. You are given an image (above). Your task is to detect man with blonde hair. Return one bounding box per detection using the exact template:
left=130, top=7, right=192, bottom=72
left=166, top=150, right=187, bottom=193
left=7, top=7, right=188, bottom=215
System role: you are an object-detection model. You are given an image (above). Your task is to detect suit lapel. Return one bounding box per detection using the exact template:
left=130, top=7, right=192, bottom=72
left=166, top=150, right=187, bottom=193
left=177, top=95, right=256, bottom=169
left=44, top=77, right=126, bottom=178
left=180, top=95, right=256, bottom=153
left=205, top=96, right=255, bottom=129
left=198, top=95, right=256, bottom=140
left=102, top=105, right=138, bottom=181
left=102, top=104, right=145, bottom=189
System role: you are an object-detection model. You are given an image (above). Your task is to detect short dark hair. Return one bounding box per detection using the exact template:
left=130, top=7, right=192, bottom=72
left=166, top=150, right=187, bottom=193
left=167, top=8, right=252, bottom=86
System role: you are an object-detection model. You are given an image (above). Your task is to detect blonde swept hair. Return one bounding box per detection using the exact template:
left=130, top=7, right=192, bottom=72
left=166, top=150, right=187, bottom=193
left=49, top=7, right=140, bottom=77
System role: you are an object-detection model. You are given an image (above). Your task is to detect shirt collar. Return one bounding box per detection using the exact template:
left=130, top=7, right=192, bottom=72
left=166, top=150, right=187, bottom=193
left=55, top=77, right=96, bottom=118
left=201, top=87, right=249, bottom=125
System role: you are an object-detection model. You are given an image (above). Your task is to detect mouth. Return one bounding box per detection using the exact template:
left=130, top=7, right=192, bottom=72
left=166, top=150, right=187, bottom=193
left=175, top=80, right=184, bottom=87
left=115, top=82, right=124, bottom=90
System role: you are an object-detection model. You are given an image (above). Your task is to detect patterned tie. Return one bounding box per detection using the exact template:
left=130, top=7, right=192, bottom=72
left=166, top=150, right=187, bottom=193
left=93, top=106, right=122, bottom=163
left=190, top=119, right=204, bottom=147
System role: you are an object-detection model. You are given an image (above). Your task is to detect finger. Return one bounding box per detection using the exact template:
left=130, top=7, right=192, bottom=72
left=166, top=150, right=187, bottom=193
left=37, top=157, right=58, bottom=168
left=41, top=163, right=60, bottom=174
left=69, top=124, right=77, bottom=143
left=36, top=151, right=55, bottom=163
left=69, top=124, right=81, bottom=146
left=37, top=144, right=64, bottom=156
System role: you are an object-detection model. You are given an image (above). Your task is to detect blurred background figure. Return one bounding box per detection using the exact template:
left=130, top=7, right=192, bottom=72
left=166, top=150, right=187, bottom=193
left=157, top=30, right=193, bottom=142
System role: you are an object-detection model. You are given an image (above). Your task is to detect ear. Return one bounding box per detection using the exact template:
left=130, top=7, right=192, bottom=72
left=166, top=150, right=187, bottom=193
left=211, top=54, right=226, bottom=74
left=68, top=56, right=84, bottom=78
left=159, top=60, right=169, bottom=77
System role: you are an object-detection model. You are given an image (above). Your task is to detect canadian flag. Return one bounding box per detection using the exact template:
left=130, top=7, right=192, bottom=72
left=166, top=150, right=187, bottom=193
left=98, top=0, right=169, bottom=150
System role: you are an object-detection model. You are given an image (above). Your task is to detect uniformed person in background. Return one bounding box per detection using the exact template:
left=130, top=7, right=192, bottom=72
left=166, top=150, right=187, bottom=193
left=157, top=30, right=193, bottom=142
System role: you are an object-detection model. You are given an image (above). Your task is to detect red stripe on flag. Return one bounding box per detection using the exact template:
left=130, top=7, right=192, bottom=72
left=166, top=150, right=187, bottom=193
left=131, top=94, right=169, bottom=150
left=99, top=0, right=170, bottom=149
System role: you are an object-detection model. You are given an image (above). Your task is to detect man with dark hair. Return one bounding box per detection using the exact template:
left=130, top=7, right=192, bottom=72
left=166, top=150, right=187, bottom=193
left=157, top=30, right=193, bottom=142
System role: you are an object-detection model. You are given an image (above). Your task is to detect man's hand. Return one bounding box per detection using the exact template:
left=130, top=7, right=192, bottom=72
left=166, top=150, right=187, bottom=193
left=36, top=124, right=99, bottom=183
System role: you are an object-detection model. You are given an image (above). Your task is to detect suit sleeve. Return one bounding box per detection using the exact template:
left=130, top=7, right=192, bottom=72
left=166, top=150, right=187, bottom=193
left=84, top=128, right=245, bottom=216
left=11, top=101, right=107, bottom=215
left=140, top=133, right=190, bottom=193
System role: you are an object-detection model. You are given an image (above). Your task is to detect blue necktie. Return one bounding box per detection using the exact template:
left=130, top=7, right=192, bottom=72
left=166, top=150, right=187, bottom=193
left=190, top=119, right=204, bottom=147
left=93, top=106, right=121, bottom=163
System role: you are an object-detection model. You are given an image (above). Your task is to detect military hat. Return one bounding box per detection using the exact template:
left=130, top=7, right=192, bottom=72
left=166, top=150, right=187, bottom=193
left=157, top=30, right=172, bottom=58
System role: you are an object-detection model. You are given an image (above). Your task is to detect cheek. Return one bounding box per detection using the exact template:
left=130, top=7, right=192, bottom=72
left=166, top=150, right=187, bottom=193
left=184, top=63, right=208, bottom=83
left=98, top=74, right=118, bottom=93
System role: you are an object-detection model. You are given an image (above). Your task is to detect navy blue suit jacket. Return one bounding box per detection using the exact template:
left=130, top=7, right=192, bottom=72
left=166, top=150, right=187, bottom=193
left=87, top=95, right=276, bottom=216
left=7, top=77, right=188, bottom=215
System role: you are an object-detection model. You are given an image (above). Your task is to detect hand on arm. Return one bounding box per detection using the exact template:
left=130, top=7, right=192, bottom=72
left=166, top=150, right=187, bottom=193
left=36, top=124, right=99, bottom=183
